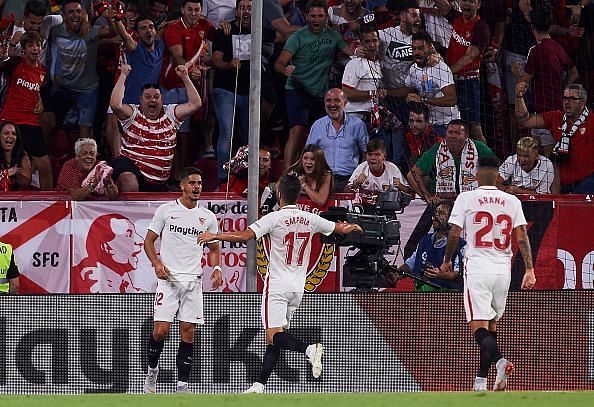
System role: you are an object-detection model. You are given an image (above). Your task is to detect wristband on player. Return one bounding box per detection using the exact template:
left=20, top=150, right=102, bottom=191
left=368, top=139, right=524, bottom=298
left=213, top=265, right=222, bottom=272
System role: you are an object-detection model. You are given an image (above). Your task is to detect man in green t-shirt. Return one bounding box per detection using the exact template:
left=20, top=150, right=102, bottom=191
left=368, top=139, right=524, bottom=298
left=407, top=119, right=495, bottom=204
left=274, top=0, right=352, bottom=169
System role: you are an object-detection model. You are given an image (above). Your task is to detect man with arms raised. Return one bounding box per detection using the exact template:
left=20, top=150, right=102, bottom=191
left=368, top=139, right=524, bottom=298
left=198, top=174, right=362, bottom=393
left=109, top=63, right=202, bottom=191
left=441, top=155, right=536, bottom=391
left=143, top=167, right=223, bottom=393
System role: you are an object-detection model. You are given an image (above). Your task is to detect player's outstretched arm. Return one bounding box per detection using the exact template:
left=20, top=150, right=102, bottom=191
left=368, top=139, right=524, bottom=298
left=441, top=224, right=462, bottom=273
left=333, top=222, right=363, bottom=235
left=515, top=225, right=536, bottom=289
left=198, top=228, right=257, bottom=244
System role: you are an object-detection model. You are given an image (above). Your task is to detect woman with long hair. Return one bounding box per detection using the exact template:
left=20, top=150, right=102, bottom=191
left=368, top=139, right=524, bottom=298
left=283, top=144, right=334, bottom=206
left=0, top=121, right=32, bottom=191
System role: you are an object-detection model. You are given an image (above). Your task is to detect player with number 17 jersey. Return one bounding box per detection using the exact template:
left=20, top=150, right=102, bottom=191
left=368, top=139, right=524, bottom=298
left=250, top=205, right=336, bottom=293
left=448, top=186, right=527, bottom=272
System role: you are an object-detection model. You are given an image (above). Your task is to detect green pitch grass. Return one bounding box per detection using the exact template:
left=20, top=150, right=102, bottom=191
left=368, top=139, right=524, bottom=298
left=2, top=392, right=594, bottom=407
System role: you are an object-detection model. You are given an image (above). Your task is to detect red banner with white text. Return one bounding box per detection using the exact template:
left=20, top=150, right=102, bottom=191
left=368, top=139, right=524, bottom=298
left=0, top=195, right=591, bottom=293
left=0, top=201, right=70, bottom=293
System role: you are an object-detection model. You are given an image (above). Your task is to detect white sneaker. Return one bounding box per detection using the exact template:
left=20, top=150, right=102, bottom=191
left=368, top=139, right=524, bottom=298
left=306, top=343, right=324, bottom=378
left=473, top=376, right=487, bottom=392
left=143, top=367, right=159, bottom=393
left=176, top=381, right=192, bottom=393
left=493, top=358, right=514, bottom=391
left=243, top=382, right=265, bottom=393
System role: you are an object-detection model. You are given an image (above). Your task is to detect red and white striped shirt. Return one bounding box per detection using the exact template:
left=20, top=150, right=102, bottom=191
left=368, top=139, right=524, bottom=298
left=120, top=104, right=182, bottom=183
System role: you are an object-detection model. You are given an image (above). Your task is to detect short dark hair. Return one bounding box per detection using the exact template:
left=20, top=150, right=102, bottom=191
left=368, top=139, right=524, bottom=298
left=24, top=0, right=47, bottom=17
left=367, top=138, right=386, bottom=154
left=411, top=32, right=433, bottom=44
left=63, top=0, right=82, bottom=6
left=134, top=15, right=155, bottom=31
left=259, top=145, right=272, bottom=154
left=235, top=0, right=251, bottom=9
left=360, top=25, right=379, bottom=38
left=529, top=7, right=552, bottom=33
left=179, top=167, right=203, bottom=181
left=447, top=119, right=469, bottom=134
left=20, top=31, right=43, bottom=48
left=278, top=175, right=302, bottom=205
left=408, top=102, right=430, bottom=121
left=305, top=0, right=328, bottom=14
left=399, top=0, right=420, bottom=14
left=181, top=0, right=202, bottom=6
left=478, top=155, right=501, bottom=170
left=140, top=83, right=161, bottom=94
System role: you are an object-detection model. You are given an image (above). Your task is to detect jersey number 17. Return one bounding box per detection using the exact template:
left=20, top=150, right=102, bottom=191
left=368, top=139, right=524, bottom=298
left=283, top=232, right=311, bottom=267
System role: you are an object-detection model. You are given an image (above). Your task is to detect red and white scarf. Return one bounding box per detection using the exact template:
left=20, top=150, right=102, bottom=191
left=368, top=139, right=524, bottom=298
left=435, top=139, right=479, bottom=195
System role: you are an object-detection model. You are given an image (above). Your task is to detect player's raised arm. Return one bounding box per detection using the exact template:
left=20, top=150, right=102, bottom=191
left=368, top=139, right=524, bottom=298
left=514, top=224, right=536, bottom=289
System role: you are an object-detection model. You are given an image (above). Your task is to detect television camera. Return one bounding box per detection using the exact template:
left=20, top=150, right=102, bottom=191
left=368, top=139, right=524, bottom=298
left=321, top=190, right=441, bottom=291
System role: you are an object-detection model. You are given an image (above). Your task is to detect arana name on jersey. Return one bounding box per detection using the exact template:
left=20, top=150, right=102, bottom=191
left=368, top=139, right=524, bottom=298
left=477, top=196, right=507, bottom=207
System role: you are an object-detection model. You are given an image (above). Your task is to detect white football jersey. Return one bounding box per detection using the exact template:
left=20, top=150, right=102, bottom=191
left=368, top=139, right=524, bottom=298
left=249, top=205, right=335, bottom=293
left=449, top=186, right=527, bottom=271
left=148, top=199, right=219, bottom=281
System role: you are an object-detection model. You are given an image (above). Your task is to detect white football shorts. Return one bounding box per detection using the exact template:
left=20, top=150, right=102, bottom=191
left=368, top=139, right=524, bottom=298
left=261, top=291, right=304, bottom=329
left=463, top=263, right=511, bottom=323
left=153, top=279, right=204, bottom=324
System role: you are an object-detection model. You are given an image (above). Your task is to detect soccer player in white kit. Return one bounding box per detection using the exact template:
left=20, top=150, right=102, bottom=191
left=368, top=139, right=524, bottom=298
left=143, top=167, right=223, bottom=393
left=198, top=174, right=362, bottom=393
left=441, top=156, right=536, bottom=392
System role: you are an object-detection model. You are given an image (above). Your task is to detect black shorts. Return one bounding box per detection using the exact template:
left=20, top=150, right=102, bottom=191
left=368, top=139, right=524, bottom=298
left=18, top=124, right=48, bottom=157
left=110, top=155, right=169, bottom=192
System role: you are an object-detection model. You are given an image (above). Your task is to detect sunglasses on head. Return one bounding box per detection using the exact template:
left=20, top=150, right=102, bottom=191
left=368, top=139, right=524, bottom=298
left=141, top=83, right=160, bottom=91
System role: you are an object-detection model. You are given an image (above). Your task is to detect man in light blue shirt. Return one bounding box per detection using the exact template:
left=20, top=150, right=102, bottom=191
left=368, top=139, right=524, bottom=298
left=306, top=88, right=368, bottom=192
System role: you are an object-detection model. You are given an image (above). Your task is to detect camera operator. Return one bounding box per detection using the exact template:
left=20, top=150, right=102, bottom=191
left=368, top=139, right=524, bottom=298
left=345, top=139, right=413, bottom=209
left=386, top=201, right=466, bottom=292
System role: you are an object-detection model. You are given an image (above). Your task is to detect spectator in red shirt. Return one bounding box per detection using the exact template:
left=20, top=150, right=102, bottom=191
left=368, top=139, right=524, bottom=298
left=56, top=138, right=119, bottom=200
left=516, top=83, right=594, bottom=193
left=403, top=102, right=442, bottom=171
left=219, top=145, right=275, bottom=196
left=0, top=31, right=52, bottom=190
left=512, top=6, right=579, bottom=156
left=446, top=0, right=490, bottom=142
left=160, top=0, right=216, bottom=178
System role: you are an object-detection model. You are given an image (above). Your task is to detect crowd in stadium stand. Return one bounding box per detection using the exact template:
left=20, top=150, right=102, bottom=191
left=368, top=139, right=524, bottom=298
left=0, top=0, right=592, bottom=203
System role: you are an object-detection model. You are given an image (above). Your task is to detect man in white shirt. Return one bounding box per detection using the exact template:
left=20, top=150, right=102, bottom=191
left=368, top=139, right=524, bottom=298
left=142, top=167, right=223, bottom=394
left=378, top=0, right=421, bottom=89
left=342, top=28, right=386, bottom=116
left=441, top=155, right=536, bottom=392
left=498, top=136, right=558, bottom=195
left=403, top=32, right=460, bottom=137
left=198, top=174, right=362, bottom=393
left=418, top=0, right=453, bottom=49
left=346, top=138, right=411, bottom=206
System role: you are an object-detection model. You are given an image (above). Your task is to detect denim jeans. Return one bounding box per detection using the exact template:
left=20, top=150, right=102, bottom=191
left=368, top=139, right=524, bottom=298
left=212, top=88, right=250, bottom=180
left=572, top=172, right=594, bottom=194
